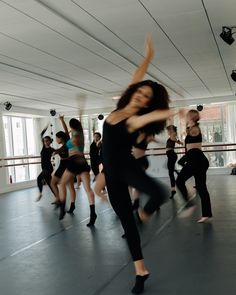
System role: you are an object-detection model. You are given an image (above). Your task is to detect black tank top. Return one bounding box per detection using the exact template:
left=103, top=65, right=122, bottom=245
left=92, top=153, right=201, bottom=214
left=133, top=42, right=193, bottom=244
left=166, top=138, right=176, bottom=149
left=102, top=119, right=138, bottom=169
left=185, top=133, right=202, bottom=144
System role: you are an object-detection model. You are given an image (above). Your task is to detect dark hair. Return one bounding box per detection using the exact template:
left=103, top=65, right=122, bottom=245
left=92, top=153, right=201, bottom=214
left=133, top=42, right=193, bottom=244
left=56, top=131, right=68, bottom=143
left=94, top=132, right=101, bottom=139
left=69, top=118, right=83, bottom=132
left=117, top=80, right=170, bottom=135
left=43, top=136, right=52, bottom=143
left=167, top=125, right=177, bottom=133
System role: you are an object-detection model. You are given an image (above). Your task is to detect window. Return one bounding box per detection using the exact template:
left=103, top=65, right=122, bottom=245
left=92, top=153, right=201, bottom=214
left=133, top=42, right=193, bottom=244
left=2, top=116, right=38, bottom=184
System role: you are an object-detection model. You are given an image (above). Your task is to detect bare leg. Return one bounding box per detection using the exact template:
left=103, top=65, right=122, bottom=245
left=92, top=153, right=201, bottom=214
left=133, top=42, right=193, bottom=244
left=51, top=175, right=60, bottom=203
left=80, top=172, right=95, bottom=205
left=94, top=173, right=108, bottom=201
left=80, top=171, right=97, bottom=226
left=67, top=179, right=76, bottom=214
left=58, top=169, right=74, bottom=220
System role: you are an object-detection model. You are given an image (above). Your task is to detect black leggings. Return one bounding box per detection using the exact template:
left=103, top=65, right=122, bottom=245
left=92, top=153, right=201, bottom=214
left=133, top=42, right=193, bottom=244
left=37, top=169, right=53, bottom=194
left=166, top=150, right=178, bottom=187
left=176, top=149, right=212, bottom=217
left=105, top=160, right=168, bottom=261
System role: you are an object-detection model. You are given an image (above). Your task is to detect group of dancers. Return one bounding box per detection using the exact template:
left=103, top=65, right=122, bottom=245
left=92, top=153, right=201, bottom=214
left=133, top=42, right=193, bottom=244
left=36, top=36, right=212, bottom=294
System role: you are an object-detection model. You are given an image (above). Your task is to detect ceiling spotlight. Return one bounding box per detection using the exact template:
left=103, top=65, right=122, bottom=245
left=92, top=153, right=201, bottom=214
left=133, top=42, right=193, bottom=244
left=220, top=26, right=236, bottom=45
left=197, top=105, right=203, bottom=112
left=231, top=70, right=236, bottom=82
left=50, top=109, right=56, bottom=116
left=4, top=101, right=12, bottom=111
left=98, top=114, right=104, bottom=120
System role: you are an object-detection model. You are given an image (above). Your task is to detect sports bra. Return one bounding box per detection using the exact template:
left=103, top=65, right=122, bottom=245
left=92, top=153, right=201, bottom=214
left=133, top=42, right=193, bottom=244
left=66, top=130, right=84, bottom=153
left=185, top=132, right=202, bottom=144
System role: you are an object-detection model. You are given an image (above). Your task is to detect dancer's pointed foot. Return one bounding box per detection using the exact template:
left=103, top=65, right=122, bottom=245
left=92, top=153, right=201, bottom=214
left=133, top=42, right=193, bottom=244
left=131, top=273, right=150, bottom=294
left=197, top=217, right=210, bottom=223
left=86, top=213, right=97, bottom=227
left=67, top=202, right=75, bottom=214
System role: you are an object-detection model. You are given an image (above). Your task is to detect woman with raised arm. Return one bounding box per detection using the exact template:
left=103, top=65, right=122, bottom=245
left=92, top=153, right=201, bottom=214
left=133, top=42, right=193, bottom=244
left=36, top=125, right=55, bottom=201
left=176, top=110, right=212, bottom=223
left=102, top=36, right=176, bottom=294
left=50, top=127, right=70, bottom=207
left=58, top=115, right=97, bottom=226
left=166, top=125, right=183, bottom=199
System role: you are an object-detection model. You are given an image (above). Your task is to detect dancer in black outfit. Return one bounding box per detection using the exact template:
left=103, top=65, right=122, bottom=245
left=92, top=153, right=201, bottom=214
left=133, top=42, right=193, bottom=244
left=50, top=130, right=70, bottom=206
left=89, top=132, right=102, bottom=179
left=102, top=36, right=177, bottom=294
left=36, top=126, right=54, bottom=201
left=166, top=125, right=183, bottom=199
left=176, top=110, right=212, bottom=223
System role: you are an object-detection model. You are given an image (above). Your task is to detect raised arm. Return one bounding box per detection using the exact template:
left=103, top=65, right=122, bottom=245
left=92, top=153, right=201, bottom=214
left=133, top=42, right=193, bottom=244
left=59, top=115, right=69, bottom=137
left=40, top=124, right=49, bottom=144
left=129, top=35, right=154, bottom=86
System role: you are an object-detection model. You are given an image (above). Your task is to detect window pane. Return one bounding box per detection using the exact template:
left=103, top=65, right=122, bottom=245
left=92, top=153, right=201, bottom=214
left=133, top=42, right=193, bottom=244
left=2, top=116, right=11, bottom=156
left=14, top=160, right=27, bottom=182
left=11, top=117, right=25, bottom=156
left=26, top=118, right=36, bottom=155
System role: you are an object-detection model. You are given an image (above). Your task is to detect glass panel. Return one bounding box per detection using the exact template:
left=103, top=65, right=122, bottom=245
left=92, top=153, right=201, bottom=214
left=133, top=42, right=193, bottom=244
left=26, top=118, right=36, bottom=155
left=2, top=116, right=11, bottom=156
left=11, top=117, right=24, bottom=156
left=14, top=160, right=27, bottom=182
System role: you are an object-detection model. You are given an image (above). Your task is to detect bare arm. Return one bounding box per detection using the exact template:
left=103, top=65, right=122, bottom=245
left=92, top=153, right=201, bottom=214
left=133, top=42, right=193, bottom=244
left=129, top=36, right=154, bottom=86
left=127, top=109, right=176, bottom=133
left=40, top=125, right=49, bottom=144
left=59, top=115, right=69, bottom=137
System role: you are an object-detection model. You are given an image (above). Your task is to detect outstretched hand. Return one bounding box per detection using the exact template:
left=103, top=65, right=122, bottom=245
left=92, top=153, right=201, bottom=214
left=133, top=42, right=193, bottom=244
left=59, top=114, right=64, bottom=121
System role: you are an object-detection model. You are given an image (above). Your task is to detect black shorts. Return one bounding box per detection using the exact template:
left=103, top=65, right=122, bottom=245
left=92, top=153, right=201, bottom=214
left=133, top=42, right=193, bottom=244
left=67, top=155, right=90, bottom=175
left=54, top=160, right=68, bottom=178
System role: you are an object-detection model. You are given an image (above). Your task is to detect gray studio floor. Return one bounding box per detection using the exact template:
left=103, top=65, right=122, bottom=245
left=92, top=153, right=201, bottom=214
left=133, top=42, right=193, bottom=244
left=0, top=175, right=236, bottom=295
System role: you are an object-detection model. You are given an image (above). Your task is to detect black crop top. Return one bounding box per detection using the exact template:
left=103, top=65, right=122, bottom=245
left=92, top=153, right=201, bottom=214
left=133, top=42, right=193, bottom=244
left=166, top=138, right=176, bottom=149
left=185, top=133, right=202, bottom=144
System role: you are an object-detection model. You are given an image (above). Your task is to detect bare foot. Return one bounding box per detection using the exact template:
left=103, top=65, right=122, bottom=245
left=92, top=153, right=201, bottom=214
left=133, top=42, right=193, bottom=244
left=197, top=217, right=210, bottom=223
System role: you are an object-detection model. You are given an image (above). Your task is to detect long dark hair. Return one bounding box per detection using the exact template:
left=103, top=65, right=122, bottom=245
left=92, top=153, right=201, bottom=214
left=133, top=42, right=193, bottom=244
left=117, top=80, right=170, bottom=135
left=69, top=118, right=83, bottom=133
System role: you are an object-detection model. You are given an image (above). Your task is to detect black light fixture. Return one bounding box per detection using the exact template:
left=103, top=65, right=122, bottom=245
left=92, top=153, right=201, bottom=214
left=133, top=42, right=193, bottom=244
left=231, top=70, right=236, bottom=82
left=197, top=105, right=203, bottom=112
left=220, top=26, right=236, bottom=45
left=98, top=114, right=104, bottom=120
left=4, top=101, right=12, bottom=111
left=50, top=109, right=56, bottom=116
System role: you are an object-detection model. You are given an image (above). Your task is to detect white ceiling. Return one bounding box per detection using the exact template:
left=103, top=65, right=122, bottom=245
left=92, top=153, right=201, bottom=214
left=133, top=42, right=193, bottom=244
left=0, top=0, right=235, bottom=114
